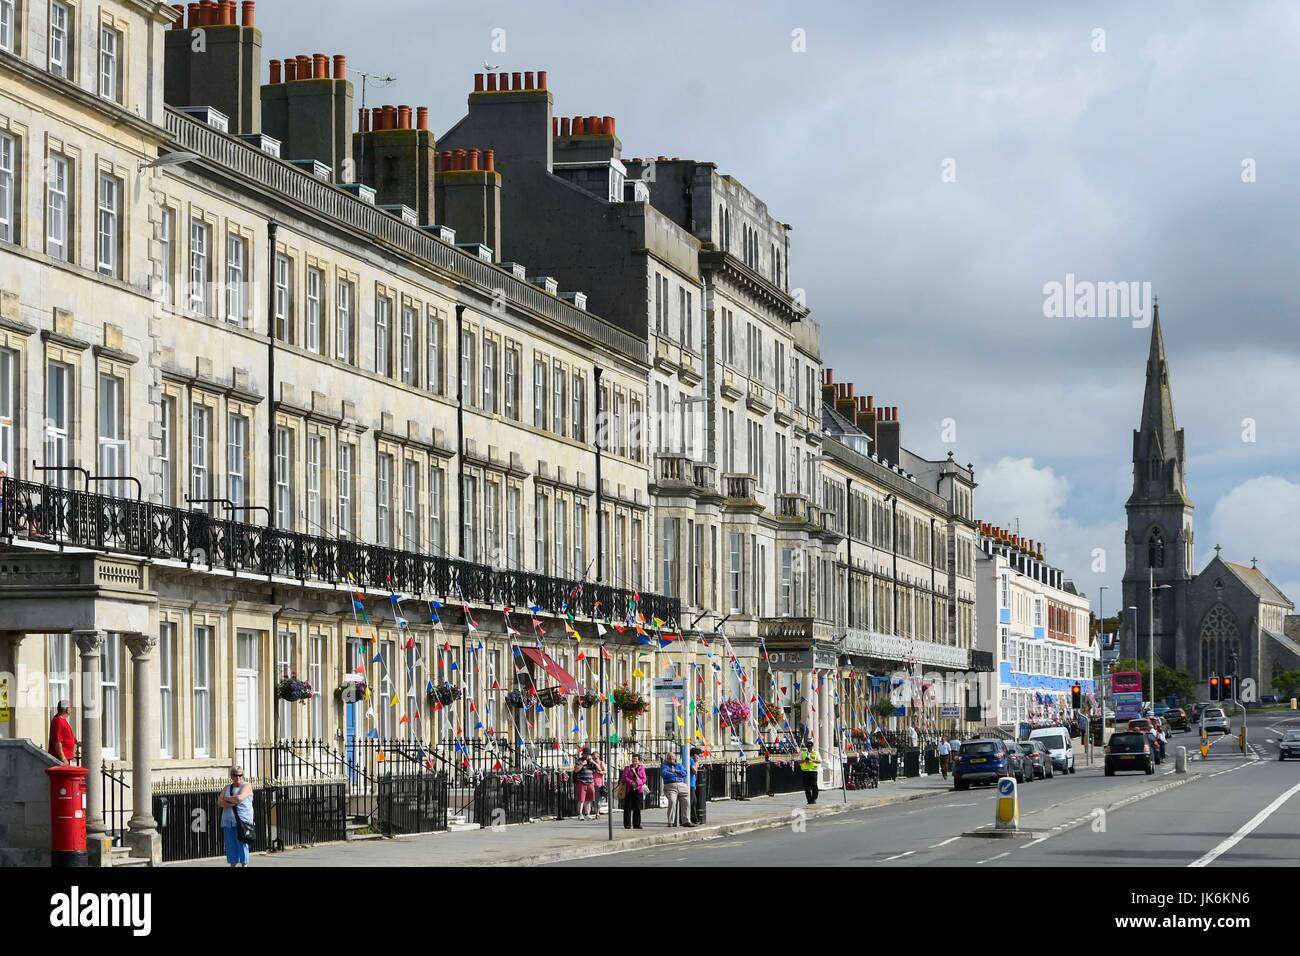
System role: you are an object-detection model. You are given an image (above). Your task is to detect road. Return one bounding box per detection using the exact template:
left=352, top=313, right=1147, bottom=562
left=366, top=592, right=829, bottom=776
left=554, top=715, right=1300, bottom=867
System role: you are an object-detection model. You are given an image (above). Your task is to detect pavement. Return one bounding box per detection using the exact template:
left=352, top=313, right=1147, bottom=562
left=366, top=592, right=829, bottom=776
left=556, top=716, right=1300, bottom=867
left=178, top=765, right=954, bottom=867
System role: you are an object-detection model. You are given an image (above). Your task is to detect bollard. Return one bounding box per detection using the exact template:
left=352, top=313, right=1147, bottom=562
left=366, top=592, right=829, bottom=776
left=1175, top=746, right=1187, bottom=773
left=994, top=776, right=1019, bottom=831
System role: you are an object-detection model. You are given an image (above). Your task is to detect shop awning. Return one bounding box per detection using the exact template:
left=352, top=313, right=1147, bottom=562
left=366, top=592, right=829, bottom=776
left=520, top=647, right=582, bottom=695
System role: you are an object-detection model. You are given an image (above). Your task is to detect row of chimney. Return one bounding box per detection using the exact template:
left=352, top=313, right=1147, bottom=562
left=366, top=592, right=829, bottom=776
left=980, top=522, right=1045, bottom=560
left=356, top=105, right=429, bottom=133
left=473, top=71, right=548, bottom=92
left=553, top=116, right=617, bottom=137
left=821, top=367, right=903, bottom=467
left=267, top=55, right=348, bottom=83
left=171, top=1, right=255, bottom=28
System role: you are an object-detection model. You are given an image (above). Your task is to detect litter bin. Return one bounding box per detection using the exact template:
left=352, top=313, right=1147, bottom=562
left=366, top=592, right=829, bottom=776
left=923, top=746, right=940, bottom=775
left=879, top=751, right=897, bottom=781
left=903, top=747, right=921, bottom=778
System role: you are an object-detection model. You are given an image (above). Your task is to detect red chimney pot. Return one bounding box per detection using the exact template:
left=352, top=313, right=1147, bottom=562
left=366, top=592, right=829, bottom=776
left=537, top=71, right=547, bottom=89
left=332, top=55, right=346, bottom=82
left=524, top=71, right=535, bottom=89
left=560, top=117, right=571, bottom=136
left=171, top=4, right=186, bottom=28
left=416, top=106, right=428, bottom=131
left=312, top=54, right=328, bottom=80
left=453, top=148, right=467, bottom=171
left=484, top=149, right=495, bottom=172
left=511, top=72, right=522, bottom=91
left=222, top=1, right=235, bottom=26
left=295, top=55, right=311, bottom=78
left=474, top=73, right=485, bottom=92
left=269, top=59, right=282, bottom=84
left=468, top=148, right=481, bottom=171
left=240, top=0, right=254, bottom=27
left=497, top=72, right=508, bottom=91
left=283, top=57, right=297, bottom=82
left=603, top=116, right=616, bottom=136
left=485, top=73, right=497, bottom=92
left=572, top=116, right=585, bottom=135
left=398, top=105, right=412, bottom=130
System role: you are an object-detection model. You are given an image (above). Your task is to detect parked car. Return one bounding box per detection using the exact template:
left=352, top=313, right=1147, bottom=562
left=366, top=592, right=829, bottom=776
left=1128, top=718, right=1162, bottom=762
left=953, top=739, right=1017, bottom=790
left=1200, top=707, right=1230, bottom=735
left=1280, top=730, right=1300, bottom=761
left=1261, top=695, right=1281, bottom=706
left=1105, top=731, right=1156, bottom=776
left=1164, top=708, right=1188, bottom=732
left=1028, top=726, right=1076, bottom=774
left=1016, top=739, right=1053, bottom=779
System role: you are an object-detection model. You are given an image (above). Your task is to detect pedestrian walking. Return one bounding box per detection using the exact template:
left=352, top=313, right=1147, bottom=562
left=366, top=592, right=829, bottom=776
left=907, top=724, right=919, bottom=750
left=47, top=699, right=77, bottom=765
left=937, top=738, right=952, bottom=779
left=799, top=738, right=821, bottom=805
left=574, top=748, right=600, bottom=819
left=619, top=754, right=647, bottom=829
left=660, top=752, right=692, bottom=826
left=217, top=766, right=254, bottom=867
left=688, top=747, right=703, bottom=824
left=591, top=748, right=608, bottom=815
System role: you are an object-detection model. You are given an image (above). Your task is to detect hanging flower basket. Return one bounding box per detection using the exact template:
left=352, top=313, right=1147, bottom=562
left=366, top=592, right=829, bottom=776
left=611, top=685, right=649, bottom=718
left=756, top=700, right=785, bottom=728
left=506, top=688, right=539, bottom=710
left=719, top=697, right=751, bottom=727
left=277, top=674, right=314, bottom=703
left=335, top=679, right=367, bottom=702
left=577, top=691, right=601, bottom=709
left=427, top=680, right=462, bottom=706
left=538, top=686, right=569, bottom=708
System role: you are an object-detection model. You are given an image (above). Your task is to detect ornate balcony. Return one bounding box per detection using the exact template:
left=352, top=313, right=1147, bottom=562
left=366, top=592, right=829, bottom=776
left=776, top=493, right=809, bottom=522
left=0, top=478, right=680, bottom=625
left=722, top=473, right=759, bottom=505
left=653, top=453, right=695, bottom=488
left=843, top=627, right=971, bottom=670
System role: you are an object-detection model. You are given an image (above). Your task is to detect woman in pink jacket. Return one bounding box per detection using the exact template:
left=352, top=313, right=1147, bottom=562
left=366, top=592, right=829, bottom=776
left=620, top=753, right=647, bottom=830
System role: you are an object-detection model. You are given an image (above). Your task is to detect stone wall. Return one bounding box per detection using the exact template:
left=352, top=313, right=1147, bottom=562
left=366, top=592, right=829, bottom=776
left=0, top=739, right=59, bottom=866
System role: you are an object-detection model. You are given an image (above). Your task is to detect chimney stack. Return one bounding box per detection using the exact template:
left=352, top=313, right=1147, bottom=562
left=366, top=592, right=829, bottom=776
left=435, top=141, right=503, bottom=260
left=353, top=96, right=438, bottom=224
left=261, top=49, right=355, bottom=183
left=165, top=0, right=263, bottom=134
left=876, top=404, right=902, bottom=467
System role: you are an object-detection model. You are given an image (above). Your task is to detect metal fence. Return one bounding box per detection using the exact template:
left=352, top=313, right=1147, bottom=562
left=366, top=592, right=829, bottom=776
left=151, top=778, right=347, bottom=863
left=101, top=764, right=131, bottom=848
left=377, top=772, right=450, bottom=836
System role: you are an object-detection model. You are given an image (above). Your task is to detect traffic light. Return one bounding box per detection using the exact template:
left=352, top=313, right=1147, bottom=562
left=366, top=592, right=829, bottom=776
left=1071, top=684, right=1082, bottom=710
left=1223, top=675, right=1233, bottom=701
left=1209, top=675, right=1220, bottom=701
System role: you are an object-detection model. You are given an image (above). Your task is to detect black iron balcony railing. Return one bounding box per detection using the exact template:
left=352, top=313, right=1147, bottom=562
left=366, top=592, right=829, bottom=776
left=0, top=478, right=679, bottom=625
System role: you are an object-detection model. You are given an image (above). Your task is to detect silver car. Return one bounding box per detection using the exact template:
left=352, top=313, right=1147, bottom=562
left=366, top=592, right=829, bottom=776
left=1201, top=707, right=1230, bottom=735
left=1280, top=730, right=1300, bottom=761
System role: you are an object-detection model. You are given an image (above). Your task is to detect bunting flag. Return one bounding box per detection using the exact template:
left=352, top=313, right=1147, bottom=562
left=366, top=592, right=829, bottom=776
left=463, top=603, right=478, bottom=632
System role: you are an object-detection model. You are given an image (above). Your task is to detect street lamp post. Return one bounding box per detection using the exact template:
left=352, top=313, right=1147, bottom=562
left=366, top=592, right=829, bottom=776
left=1148, top=569, right=1172, bottom=711
left=1098, top=585, right=1108, bottom=746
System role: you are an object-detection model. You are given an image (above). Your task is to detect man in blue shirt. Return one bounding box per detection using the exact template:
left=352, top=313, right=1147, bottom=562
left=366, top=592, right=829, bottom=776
left=661, top=752, right=692, bottom=827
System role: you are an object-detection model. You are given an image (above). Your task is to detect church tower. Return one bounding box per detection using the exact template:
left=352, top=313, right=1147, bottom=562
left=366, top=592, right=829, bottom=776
left=1121, top=302, right=1194, bottom=671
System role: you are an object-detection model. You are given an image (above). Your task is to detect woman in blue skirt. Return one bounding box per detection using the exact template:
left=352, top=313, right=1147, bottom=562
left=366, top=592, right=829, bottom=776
left=218, top=766, right=254, bottom=866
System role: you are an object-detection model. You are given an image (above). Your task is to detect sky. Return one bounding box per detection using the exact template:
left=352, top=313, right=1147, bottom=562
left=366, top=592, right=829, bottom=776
left=260, top=0, right=1300, bottom=610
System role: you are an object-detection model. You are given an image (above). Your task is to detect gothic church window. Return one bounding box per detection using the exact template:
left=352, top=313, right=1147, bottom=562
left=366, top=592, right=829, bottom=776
left=1147, top=528, right=1165, bottom=569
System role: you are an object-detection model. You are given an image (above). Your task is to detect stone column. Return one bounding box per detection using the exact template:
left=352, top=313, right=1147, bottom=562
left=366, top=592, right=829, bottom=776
left=124, top=632, right=161, bottom=865
left=73, top=630, right=111, bottom=865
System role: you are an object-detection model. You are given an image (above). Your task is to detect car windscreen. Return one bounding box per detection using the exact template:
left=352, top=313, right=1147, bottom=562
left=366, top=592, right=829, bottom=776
left=1285, top=732, right=1300, bottom=740
left=1016, top=743, right=1037, bottom=753
left=1109, top=733, right=1147, bottom=752
left=1203, top=710, right=1223, bottom=719
left=960, top=742, right=998, bottom=755
left=1034, top=734, right=1066, bottom=751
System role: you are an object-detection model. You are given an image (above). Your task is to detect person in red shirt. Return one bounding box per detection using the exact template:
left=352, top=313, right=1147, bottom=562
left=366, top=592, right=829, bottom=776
left=48, top=700, right=77, bottom=765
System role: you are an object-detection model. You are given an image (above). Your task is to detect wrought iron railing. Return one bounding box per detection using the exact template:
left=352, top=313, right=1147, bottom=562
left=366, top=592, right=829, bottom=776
left=0, top=478, right=679, bottom=624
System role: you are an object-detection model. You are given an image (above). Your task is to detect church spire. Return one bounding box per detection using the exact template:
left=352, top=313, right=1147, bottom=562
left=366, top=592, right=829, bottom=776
left=1130, top=299, right=1190, bottom=504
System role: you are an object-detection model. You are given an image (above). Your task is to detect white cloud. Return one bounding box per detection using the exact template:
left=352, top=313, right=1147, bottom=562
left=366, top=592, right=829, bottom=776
left=976, top=456, right=1124, bottom=607
left=1204, top=477, right=1300, bottom=602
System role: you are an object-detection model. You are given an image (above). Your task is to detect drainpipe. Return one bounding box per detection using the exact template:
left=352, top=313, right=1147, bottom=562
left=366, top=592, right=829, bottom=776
left=846, top=477, right=853, bottom=628
left=455, top=305, right=466, bottom=559
left=594, top=366, right=604, bottom=582
left=266, top=220, right=279, bottom=529
left=930, top=516, right=937, bottom=644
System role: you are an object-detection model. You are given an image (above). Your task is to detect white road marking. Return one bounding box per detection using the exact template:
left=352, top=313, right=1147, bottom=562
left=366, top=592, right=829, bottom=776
left=1024, top=836, right=1049, bottom=847
left=977, top=852, right=1010, bottom=864
left=883, top=850, right=915, bottom=861
left=942, top=802, right=977, bottom=808
left=1189, top=778, right=1300, bottom=868
left=929, top=836, right=961, bottom=848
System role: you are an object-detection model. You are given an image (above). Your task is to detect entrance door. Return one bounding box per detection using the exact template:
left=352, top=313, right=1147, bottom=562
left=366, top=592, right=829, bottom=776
left=235, top=630, right=260, bottom=752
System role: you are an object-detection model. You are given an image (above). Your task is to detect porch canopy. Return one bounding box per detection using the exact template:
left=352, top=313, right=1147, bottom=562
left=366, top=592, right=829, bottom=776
left=520, top=647, right=582, bottom=694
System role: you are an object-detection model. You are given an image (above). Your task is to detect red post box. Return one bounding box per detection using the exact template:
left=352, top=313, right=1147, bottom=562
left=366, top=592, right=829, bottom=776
left=47, top=764, right=89, bottom=867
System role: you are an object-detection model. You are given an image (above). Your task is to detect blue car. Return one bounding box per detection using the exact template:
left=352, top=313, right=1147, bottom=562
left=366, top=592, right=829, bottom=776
left=952, top=739, right=1016, bottom=791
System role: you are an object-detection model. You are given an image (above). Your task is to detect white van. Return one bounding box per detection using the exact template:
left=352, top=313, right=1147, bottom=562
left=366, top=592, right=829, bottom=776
left=1028, top=726, right=1076, bottom=774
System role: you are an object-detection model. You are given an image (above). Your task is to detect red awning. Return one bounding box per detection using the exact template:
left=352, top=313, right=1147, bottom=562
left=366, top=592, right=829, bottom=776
left=520, top=647, right=582, bottom=695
